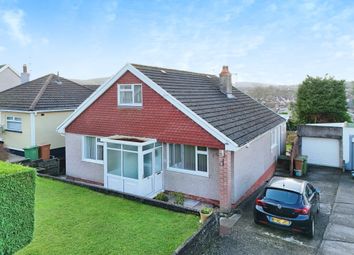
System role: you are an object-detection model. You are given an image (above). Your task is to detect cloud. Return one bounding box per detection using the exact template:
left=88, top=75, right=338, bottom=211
left=1, top=9, right=31, bottom=46
left=103, top=0, right=118, bottom=22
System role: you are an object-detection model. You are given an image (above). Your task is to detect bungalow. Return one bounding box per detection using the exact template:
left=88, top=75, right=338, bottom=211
left=57, top=64, right=286, bottom=212
left=0, top=73, right=95, bottom=157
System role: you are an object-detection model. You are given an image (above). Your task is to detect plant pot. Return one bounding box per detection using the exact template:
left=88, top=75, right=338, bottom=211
left=199, top=211, right=212, bottom=224
left=294, top=169, right=302, bottom=177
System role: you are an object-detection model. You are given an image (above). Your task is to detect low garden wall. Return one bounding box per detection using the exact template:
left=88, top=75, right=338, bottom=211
left=174, top=213, right=219, bottom=255
left=0, top=162, right=36, bottom=255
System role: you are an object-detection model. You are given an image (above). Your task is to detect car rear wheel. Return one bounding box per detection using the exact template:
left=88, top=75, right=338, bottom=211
left=307, top=217, right=315, bottom=238
left=254, top=218, right=260, bottom=225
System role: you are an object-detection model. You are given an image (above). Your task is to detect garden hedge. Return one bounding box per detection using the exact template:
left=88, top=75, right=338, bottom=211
left=0, top=162, right=36, bottom=255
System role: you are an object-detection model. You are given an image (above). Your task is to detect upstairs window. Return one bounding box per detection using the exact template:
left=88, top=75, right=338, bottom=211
left=118, top=84, right=142, bottom=106
left=6, top=116, right=22, bottom=132
left=83, top=136, right=104, bottom=163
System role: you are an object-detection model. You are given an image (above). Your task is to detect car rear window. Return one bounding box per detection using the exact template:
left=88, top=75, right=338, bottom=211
left=265, top=188, right=300, bottom=204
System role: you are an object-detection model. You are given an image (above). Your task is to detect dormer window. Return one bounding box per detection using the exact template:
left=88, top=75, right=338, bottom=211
left=118, top=84, right=142, bottom=107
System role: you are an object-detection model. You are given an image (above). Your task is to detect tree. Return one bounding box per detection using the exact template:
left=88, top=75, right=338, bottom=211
left=294, top=75, right=351, bottom=123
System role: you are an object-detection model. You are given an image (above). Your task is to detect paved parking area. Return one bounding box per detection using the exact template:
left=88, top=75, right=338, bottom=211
left=204, top=166, right=344, bottom=255
left=318, top=172, right=354, bottom=254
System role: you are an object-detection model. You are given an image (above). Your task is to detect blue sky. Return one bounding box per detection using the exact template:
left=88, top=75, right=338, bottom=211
left=0, top=0, right=354, bottom=84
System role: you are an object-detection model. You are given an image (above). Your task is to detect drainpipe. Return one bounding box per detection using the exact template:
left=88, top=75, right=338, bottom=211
left=30, top=112, right=36, bottom=146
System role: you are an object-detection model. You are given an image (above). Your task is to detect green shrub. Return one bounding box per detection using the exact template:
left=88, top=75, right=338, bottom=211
left=173, top=192, right=185, bottom=206
left=0, top=162, right=36, bottom=255
left=200, top=207, right=213, bottom=214
left=155, top=192, right=168, bottom=202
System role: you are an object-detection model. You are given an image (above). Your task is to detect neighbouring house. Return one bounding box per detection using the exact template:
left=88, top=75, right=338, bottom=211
left=298, top=122, right=354, bottom=170
left=0, top=73, right=96, bottom=158
left=0, top=64, right=21, bottom=91
left=57, top=64, right=286, bottom=212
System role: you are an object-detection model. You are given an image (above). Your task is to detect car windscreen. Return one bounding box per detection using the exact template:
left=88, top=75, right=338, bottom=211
left=265, top=188, right=300, bottom=205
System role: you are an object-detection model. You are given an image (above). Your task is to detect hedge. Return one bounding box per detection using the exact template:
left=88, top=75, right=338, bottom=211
left=0, top=162, right=36, bottom=255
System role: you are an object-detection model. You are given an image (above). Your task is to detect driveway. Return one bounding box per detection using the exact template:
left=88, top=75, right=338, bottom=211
left=204, top=166, right=344, bottom=255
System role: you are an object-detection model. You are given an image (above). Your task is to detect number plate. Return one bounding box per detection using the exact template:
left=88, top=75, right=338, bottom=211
left=270, top=217, right=291, bottom=226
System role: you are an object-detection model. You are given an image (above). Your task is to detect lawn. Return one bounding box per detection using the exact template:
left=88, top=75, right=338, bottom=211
left=17, top=177, right=199, bottom=255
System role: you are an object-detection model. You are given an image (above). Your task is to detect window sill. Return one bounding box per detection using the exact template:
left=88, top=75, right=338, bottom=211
left=167, top=167, right=208, bottom=177
left=82, top=158, right=104, bottom=165
left=5, top=129, right=22, bottom=133
left=117, top=105, right=143, bottom=109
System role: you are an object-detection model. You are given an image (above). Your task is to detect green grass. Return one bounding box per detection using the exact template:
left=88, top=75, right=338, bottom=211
left=17, top=177, right=199, bottom=255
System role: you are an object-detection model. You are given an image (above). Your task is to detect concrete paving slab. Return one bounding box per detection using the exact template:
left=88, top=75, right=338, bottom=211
left=319, top=203, right=332, bottom=215
left=220, top=214, right=242, bottom=228
left=7, top=153, right=25, bottom=163
left=323, top=223, right=354, bottom=243
left=319, top=240, right=354, bottom=255
left=330, top=213, right=354, bottom=228
left=332, top=202, right=354, bottom=215
left=335, top=184, right=354, bottom=204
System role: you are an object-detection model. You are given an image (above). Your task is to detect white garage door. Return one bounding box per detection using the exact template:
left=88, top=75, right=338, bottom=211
left=302, top=137, right=340, bottom=167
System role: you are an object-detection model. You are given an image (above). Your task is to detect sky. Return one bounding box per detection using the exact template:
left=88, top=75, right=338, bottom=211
left=0, top=0, right=354, bottom=85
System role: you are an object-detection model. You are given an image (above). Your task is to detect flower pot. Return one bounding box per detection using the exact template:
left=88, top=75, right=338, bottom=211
left=199, top=211, right=212, bottom=224
left=294, top=169, right=302, bottom=177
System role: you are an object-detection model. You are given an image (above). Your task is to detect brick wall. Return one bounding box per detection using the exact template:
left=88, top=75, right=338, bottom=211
left=66, top=71, right=224, bottom=149
left=219, top=150, right=232, bottom=212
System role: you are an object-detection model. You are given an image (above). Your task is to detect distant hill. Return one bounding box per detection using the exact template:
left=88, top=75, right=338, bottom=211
left=237, top=84, right=298, bottom=112
left=71, top=77, right=110, bottom=86
left=235, top=82, right=298, bottom=88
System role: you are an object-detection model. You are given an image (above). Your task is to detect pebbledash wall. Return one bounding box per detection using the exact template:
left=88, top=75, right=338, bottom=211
left=65, top=133, right=104, bottom=184
left=232, top=123, right=284, bottom=204
left=65, top=132, right=221, bottom=201
left=164, top=147, right=220, bottom=202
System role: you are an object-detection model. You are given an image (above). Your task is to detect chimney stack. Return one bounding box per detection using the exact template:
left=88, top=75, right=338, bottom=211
left=21, top=64, right=30, bottom=84
left=219, top=66, right=234, bottom=98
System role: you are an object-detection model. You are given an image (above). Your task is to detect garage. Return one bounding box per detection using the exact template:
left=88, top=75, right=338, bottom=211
left=301, top=137, right=340, bottom=167
left=298, top=124, right=343, bottom=169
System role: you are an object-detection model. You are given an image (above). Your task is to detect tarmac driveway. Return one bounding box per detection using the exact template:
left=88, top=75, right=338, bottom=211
left=204, top=166, right=344, bottom=255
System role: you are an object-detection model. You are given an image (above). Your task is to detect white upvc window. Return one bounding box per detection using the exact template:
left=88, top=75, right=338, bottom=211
left=118, top=84, right=142, bottom=106
left=83, top=136, right=104, bottom=164
left=6, top=116, right=22, bottom=132
left=167, top=144, right=208, bottom=176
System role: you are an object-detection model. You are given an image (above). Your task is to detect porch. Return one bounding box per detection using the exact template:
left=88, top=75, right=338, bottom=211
left=101, top=135, right=163, bottom=198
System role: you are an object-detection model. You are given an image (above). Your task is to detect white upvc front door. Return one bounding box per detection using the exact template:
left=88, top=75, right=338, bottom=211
left=154, top=145, right=163, bottom=192
left=141, top=149, right=154, bottom=196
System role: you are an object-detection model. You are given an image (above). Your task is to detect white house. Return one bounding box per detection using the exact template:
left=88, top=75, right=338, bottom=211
left=0, top=64, right=21, bottom=91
